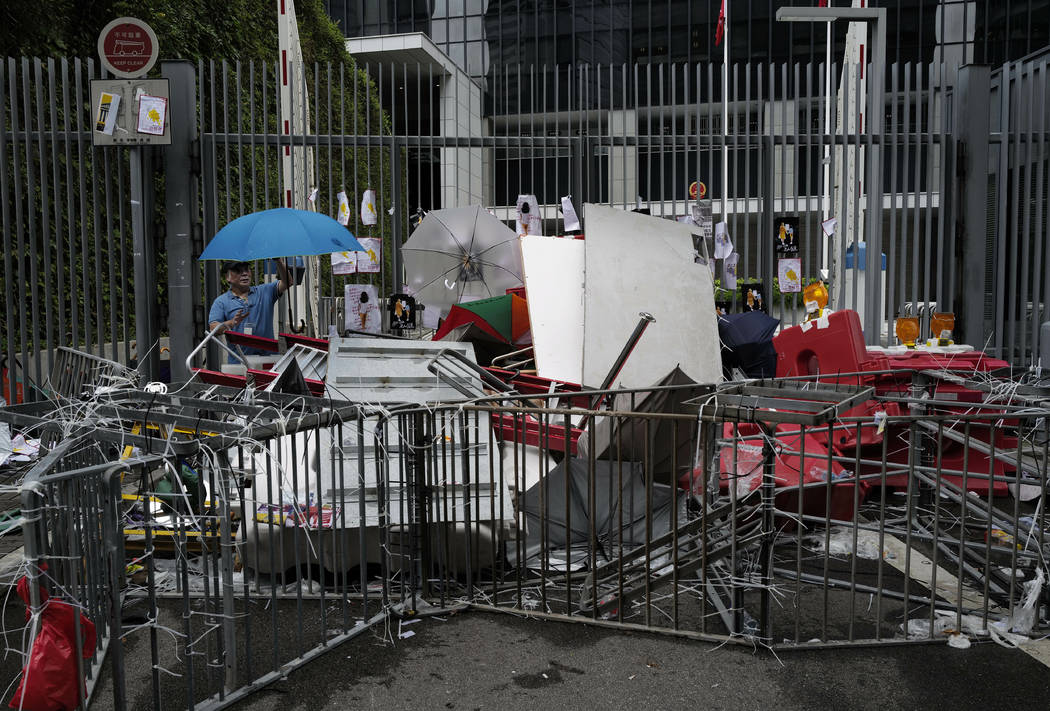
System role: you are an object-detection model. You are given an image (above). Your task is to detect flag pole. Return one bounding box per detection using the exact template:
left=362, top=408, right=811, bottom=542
left=721, top=0, right=729, bottom=229
left=823, top=2, right=834, bottom=274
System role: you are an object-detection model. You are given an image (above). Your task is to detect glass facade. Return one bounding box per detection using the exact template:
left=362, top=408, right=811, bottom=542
left=328, top=0, right=1050, bottom=75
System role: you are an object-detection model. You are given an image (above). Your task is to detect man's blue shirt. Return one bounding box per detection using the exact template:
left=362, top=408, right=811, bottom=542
left=208, top=281, right=281, bottom=360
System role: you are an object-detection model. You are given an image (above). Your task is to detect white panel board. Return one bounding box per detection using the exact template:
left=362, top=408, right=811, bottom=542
left=521, top=236, right=585, bottom=384
left=582, top=204, right=722, bottom=388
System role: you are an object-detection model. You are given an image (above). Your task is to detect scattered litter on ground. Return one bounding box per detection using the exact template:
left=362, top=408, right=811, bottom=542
left=803, top=527, right=884, bottom=560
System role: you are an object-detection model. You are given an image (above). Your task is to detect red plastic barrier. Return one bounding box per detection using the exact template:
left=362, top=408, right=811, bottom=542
left=280, top=332, right=330, bottom=352
left=224, top=331, right=280, bottom=353
left=772, top=310, right=1016, bottom=496
left=679, top=422, right=867, bottom=523
left=484, top=367, right=589, bottom=407
left=773, top=310, right=882, bottom=383
left=491, top=413, right=581, bottom=455
left=192, top=368, right=247, bottom=388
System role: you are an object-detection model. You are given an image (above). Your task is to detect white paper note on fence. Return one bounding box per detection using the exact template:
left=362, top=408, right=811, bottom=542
left=561, top=195, right=581, bottom=232
left=336, top=191, right=351, bottom=226
left=331, top=251, right=356, bottom=275
left=724, top=252, right=739, bottom=290
left=714, top=221, right=733, bottom=259
left=356, top=237, right=382, bottom=274
left=360, top=189, right=378, bottom=225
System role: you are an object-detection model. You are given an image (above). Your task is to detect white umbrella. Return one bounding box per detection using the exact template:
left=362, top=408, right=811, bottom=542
left=402, top=205, right=524, bottom=317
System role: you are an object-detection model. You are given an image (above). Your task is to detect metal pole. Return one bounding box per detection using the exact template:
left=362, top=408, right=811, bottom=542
left=162, top=60, right=200, bottom=382
left=721, top=0, right=729, bottom=226
left=823, top=12, right=833, bottom=271
left=217, top=452, right=239, bottom=693
left=595, top=312, right=656, bottom=394
left=953, top=65, right=991, bottom=347
left=390, top=138, right=403, bottom=294
left=864, top=9, right=887, bottom=343
left=130, top=146, right=157, bottom=380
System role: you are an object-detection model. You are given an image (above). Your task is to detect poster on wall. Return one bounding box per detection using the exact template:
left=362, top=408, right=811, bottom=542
left=332, top=250, right=357, bottom=275
left=356, top=237, right=382, bottom=274
left=774, top=215, right=800, bottom=257
left=95, top=91, right=121, bottom=135
left=336, top=191, right=351, bottom=226
left=742, top=282, right=767, bottom=313
left=714, top=221, right=733, bottom=259
left=724, top=252, right=739, bottom=290
left=360, top=189, right=378, bottom=225
left=136, top=94, right=167, bottom=135
left=777, top=257, right=803, bottom=293
left=560, top=195, right=581, bottom=232
left=388, top=294, right=416, bottom=330
left=696, top=199, right=713, bottom=241
left=345, top=284, right=381, bottom=334
left=515, top=194, right=542, bottom=237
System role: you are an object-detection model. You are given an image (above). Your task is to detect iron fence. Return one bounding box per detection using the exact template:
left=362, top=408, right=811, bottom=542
left=1, top=54, right=1048, bottom=381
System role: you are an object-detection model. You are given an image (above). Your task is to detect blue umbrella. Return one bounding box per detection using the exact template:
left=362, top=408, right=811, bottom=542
left=198, top=207, right=365, bottom=261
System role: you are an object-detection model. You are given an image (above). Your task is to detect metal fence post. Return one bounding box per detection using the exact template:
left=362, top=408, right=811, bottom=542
left=390, top=138, right=403, bottom=293
left=130, top=146, right=158, bottom=381
left=758, top=422, right=777, bottom=644
left=103, top=466, right=129, bottom=711
left=953, top=65, right=992, bottom=347
left=162, top=60, right=202, bottom=382
left=217, top=451, right=240, bottom=694
left=408, top=409, right=429, bottom=609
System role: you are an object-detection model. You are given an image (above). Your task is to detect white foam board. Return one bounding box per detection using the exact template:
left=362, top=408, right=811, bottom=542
left=582, top=204, right=722, bottom=388
left=520, top=236, right=585, bottom=384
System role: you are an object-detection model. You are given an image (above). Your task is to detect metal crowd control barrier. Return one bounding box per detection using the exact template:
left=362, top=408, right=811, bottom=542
left=3, top=372, right=1050, bottom=709
left=4, top=387, right=400, bottom=710
left=384, top=378, right=1050, bottom=650
left=47, top=346, right=140, bottom=399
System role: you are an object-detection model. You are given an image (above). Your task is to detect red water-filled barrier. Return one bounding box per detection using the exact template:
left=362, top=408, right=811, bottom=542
left=770, top=309, right=1012, bottom=496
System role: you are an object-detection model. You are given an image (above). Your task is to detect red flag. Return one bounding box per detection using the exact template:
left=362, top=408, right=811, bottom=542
left=715, top=0, right=726, bottom=46
left=818, top=0, right=828, bottom=6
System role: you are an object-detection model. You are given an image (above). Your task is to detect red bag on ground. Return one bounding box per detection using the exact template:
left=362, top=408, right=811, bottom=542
left=9, top=572, right=97, bottom=711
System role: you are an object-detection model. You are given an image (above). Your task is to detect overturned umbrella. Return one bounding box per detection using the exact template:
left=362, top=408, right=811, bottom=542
left=515, top=457, right=684, bottom=570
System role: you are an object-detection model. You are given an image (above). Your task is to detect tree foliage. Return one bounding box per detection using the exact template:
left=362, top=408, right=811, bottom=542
left=1, top=0, right=345, bottom=65
left=1, top=0, right=406, bottom=370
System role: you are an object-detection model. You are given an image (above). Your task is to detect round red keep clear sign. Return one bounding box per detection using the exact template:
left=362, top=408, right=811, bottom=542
left=97, top=17, right=159, bottom=78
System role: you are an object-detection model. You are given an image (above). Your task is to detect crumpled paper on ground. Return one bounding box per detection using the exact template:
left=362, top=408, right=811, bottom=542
left=901, top=567, right=1044, bottom=648
left=0, top=430, right=39, bottom=466
left=802, top=526, right=884, bottom=560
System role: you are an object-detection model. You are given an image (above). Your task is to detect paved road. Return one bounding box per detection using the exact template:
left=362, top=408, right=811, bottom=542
left=228, top=609, right=1050, bottom=711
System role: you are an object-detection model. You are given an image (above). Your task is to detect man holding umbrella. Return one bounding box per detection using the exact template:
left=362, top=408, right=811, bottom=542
left=208, top=259, right=292, bottom=357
